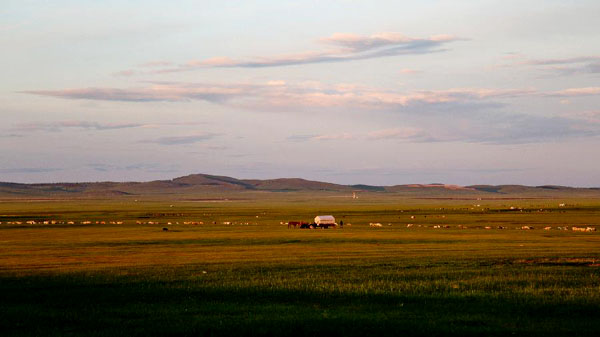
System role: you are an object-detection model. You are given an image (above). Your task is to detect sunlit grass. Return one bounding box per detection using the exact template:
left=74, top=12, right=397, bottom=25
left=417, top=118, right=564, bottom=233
left=1, top=195, right=599, bottom=336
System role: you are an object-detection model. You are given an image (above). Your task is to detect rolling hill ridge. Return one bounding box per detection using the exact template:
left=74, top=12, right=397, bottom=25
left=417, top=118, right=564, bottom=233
left=1, top=173, right=599, bottom=198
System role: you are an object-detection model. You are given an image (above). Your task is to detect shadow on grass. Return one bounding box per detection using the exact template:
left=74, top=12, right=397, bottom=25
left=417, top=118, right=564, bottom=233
left=1, top=273, right=599, bottom=337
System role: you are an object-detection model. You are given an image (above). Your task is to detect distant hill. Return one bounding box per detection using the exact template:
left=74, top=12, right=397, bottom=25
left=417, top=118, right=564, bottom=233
left=1, top=173, right=599, bottom=199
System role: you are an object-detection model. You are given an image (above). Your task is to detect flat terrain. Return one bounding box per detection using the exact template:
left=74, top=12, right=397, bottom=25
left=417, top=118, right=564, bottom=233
left=1, top=193, right=599, bottom=336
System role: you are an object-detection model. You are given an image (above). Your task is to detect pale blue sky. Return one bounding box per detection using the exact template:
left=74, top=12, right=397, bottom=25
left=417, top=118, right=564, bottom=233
left=2, top=0, right=600, bottom=185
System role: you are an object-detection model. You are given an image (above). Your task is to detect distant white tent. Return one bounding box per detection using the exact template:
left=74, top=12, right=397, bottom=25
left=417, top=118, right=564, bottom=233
left=314, top=215, right=336, bottom=225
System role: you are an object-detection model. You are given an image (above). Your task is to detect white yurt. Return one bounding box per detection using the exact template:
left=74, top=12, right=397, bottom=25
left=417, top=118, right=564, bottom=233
left=314, top=215, right=336, bottom=225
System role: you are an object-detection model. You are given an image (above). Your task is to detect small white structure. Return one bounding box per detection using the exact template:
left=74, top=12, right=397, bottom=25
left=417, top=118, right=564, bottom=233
left=314, top=215, right=336, bottom=225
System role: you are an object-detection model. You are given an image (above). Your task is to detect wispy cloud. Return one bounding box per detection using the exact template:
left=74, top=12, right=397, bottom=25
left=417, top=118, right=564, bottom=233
left=366, top=127, right=430, bottom=141
left=87, top=163, right=179, bottom=173
left=140, top=133, right=218, bottom=145
left=290, top=110, right=600, bottom=145
left=502, top=55, right=600, bottom=76
left=549, top=87, right=600, bottom=97
left=132, top=32, right=462, bottom=73
left=311, top=132, right=355, bottom=141
left=21, top=81, right=600, bottom=145
left=14, top=121, right=145, bottom=132
left=0, top=167, right=63, bottom=174
left=399, top=68, right=422, bottom=75
left=22, top=81, right=534, bottom=112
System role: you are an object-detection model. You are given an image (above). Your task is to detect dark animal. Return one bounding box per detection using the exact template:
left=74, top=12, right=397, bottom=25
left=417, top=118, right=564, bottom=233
left=162, top=227, right=169, bottom=231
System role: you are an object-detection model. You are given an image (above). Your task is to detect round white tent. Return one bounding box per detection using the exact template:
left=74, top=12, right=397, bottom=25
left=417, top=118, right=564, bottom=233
left=314, top=215, right=335, bottom=225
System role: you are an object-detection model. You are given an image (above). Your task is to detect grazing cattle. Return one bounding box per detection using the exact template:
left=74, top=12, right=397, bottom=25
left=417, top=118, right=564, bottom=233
left=287, top=221, right=303, bottom=229
left=586, top=227, right=597, bottom=232
left=406, top=223, right=413, bottom=227
left=485, top=226, right=492, bottom=230
left=162, top=227, right=169, bottom=231
left=521, top=226, right=534, bottom=230
left=370, top=223, right=383, bottom=227
left=544, top=226, right=552, bottom=230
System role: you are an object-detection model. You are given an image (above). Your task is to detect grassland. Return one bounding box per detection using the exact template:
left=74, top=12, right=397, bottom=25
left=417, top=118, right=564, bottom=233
left=1, top=192, right=599, bottom=336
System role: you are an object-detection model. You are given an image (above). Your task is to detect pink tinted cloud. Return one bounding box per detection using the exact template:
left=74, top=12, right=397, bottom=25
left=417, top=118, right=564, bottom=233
left=149, top=32, right=461, bottom=73
left=550, top=87, right=600, bottom=96
left=23, top=82, right=537, bottom=112
left=399, top=68, right=422, bottom=75
left=366, top=127, right=427, bottom=140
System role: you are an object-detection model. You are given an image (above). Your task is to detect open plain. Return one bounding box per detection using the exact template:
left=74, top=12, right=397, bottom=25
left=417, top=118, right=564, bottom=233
left=1, top=186, right=599, bottom=336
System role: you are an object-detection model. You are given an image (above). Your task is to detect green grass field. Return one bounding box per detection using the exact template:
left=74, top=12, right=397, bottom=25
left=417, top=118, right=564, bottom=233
left=1, top=193, right=599, bottom=336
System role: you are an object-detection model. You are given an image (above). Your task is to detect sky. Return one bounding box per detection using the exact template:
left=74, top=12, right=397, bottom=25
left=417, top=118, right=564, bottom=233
left=2, top=0, right=600, bottom=186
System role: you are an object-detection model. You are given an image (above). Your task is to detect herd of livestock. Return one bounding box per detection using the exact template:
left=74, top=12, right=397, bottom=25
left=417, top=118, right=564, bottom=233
left=0, top=216, right=597, bottom=232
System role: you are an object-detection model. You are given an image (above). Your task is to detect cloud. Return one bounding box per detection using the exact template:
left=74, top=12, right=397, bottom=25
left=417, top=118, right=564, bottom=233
left=399, top=68, right=422, bottom=75
left=140, top=133, right=218, bottom=145
left=14, top=121, right=145, bottom=132
left=312, top=132, right=355, bottom=141
left=146, top=32, right=461, bottom=72
left=0, top=167, right=63, bottom=174
left=366, top=127, right=429, bottom=140
left=505, top=55, right=600, bottom=76
left=23, top=82, right=534, bottom=112
left=560, top=110, right=600, bottom=124
left=549, top=87, right=600, bottom=97
left=22, top=84, right=249, bottom=103
left=0, top=133, right=24, bottom=138
left=22, top=81, right=600, bottom=144
left=286, top=134, right=318, bottom=142
left=289, top=109, right=600, bottom=145
left=87, top=163, right=179, bottom=173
